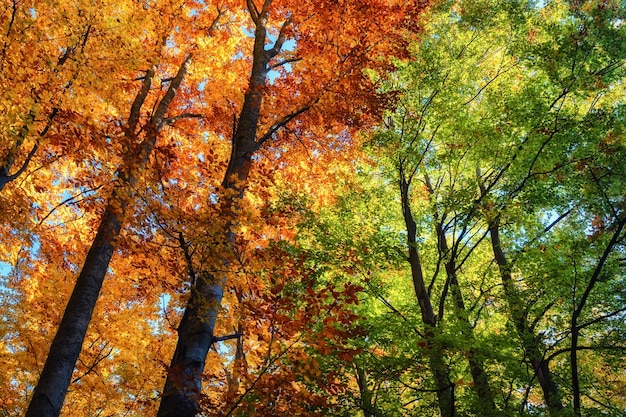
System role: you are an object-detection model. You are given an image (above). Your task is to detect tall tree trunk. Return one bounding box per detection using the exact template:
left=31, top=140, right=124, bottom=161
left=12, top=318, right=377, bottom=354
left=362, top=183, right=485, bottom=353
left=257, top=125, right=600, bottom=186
left=157, top=271, right=227, bottom=417
left=438, top=230, right=498, bottom=414
left=25, top=191, right=125, bottom=417
left=424, top=173, right=498, bottom=415
left=399, top=174, right=454, bottom=417
left=157, top=3, right=306, bottom=415
left=25, top=55, right=191, bottom=417
left=475, top=169, right=563, bottom=414
left=486, top=215, right=564, bottom=414
left=447, top=277, right=496, bottom=414
left=355, top=363, right=375, bottom=417
left=570, top=215, right=626, bottom=416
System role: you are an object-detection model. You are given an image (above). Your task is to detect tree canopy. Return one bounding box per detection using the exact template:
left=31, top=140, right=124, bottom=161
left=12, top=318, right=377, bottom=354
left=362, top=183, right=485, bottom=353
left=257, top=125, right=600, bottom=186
left=1, top=0, right=625, bottom=416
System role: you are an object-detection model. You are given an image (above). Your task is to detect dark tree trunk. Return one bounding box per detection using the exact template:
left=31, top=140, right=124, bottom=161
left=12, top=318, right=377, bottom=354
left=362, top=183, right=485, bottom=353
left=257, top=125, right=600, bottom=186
left=25, top=56, right=191, bottom=417
left=24, top=195, right=124, bottom=417
left=157, top=272, right=226, bottom=417
left=422, top=166, right=498, bottom=415
left=570, top=215, right=626, bottom=416
left=355, top=363, right=374, bottom=417
left=157, top=3, right=306, bottom=415
left=487, top=217, right=564, bottom=414
left=438, top=229, right=498, bottom=415
left=399, top=175, right=454, bottom=417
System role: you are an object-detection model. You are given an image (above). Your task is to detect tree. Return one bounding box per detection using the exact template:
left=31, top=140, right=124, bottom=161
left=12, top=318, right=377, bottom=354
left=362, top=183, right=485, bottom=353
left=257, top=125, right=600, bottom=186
left=2, top=0, right=624, bottom=416
left=26, top=54, right=194, bottom=417
left=365, top=0, right=626, bottom=415
left=16, top=2, right=241, bottom=416
left=155, top=1, right=427, bottom=415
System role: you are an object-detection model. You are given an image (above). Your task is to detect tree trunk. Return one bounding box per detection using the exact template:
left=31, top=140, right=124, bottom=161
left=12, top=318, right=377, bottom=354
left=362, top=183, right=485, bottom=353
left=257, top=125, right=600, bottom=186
left=487, top=217, right=564, bottom=414
left=157, top=4, right=303, bottom=415
left=355, top=363, right=374, bottom=417
left=423, top=172, right=498, bottom=414
left=157, top=272, right=226, bottom=417
left=399, top=175, right=454, bottom=417
left=25, top=56, right=191, bottom=417
left=441, top=235, right=498, bottom=414
left=24, top=194, right=125, bottom=417
left=570, top=215, right=626, bottom=416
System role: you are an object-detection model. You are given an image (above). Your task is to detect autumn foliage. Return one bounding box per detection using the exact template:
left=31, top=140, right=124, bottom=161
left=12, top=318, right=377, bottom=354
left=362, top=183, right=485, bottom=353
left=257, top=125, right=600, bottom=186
left=2, top=0, right=626, bottom=417
left=1, top=0, right=427, bottom=416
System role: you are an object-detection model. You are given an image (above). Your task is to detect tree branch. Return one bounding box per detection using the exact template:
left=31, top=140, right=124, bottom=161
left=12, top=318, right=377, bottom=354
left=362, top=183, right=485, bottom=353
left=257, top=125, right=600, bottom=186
left=5, top=142, right=38, bottom=183
left=546, top=344, right=626, bottom=365
left=573, top=215, right=626, bottom=322
left=164, top=113, right=204, bottom=125
left=256, top=102, right=314, bottom=146
left=269, top=56, right=301, bottom=70
left=37, top=185, right=104, bottom=226
left=71, top=344, right=114, bottom=384
left=207, top=6, right=225, bottom=34
left=128, top=66, right=156, bottom=134
left=151, top=54, right=193, bottom=131
left=528, top=299, right=556, bottom=333
left=266, top=16, right=293, bottom=60
left=212, top=333, right=243, bottom=343
left=246, top=0, right=260, bottom=24
left=576, top=306, right=626, bottom=332
left=178, top=232, right=198, bottom=286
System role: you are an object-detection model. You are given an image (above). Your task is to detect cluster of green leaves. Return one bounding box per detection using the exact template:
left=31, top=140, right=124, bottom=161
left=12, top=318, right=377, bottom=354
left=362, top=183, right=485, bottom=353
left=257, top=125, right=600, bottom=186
left=294, top=0, right=626, bottom=416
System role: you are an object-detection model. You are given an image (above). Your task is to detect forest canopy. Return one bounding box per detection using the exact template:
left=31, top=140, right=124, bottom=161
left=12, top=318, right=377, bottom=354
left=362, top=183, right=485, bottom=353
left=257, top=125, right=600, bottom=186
left=0, top=0, right=625, bottom=416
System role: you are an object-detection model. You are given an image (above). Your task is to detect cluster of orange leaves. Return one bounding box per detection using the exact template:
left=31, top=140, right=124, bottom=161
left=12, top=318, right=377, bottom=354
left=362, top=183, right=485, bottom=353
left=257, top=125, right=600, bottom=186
left=0, top=0, right=429, bottom=415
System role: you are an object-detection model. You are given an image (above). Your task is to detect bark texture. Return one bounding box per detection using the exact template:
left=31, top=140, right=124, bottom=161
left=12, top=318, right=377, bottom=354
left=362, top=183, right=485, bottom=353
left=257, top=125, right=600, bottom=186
left=25, top=196, right=123, bottom=417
